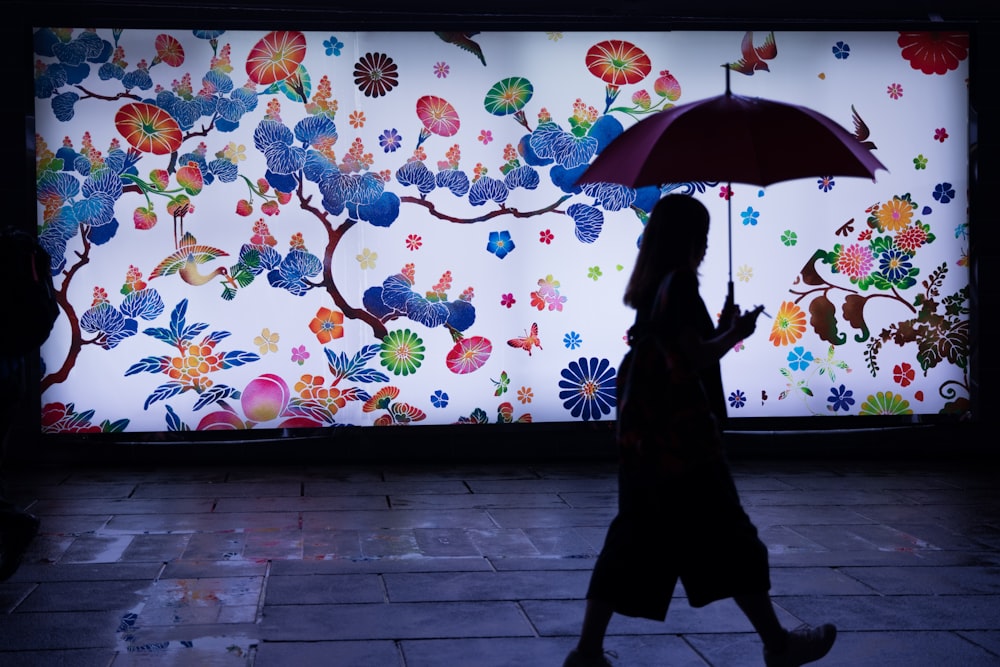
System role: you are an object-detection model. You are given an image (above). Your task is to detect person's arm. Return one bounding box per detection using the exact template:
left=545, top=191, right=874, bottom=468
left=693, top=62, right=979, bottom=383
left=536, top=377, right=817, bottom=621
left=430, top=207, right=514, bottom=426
left=655, top=272, right=764, bottom=369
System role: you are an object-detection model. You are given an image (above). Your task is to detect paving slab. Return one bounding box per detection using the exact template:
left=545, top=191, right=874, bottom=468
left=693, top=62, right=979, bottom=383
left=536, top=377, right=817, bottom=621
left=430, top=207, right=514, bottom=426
left=0, top=610, right=122, bottom=650
left=253, top=639, right=401, bottom=666
left=264, top=573, right=384, bottom=604
left=772, top=593, right=1000, bottom=631
left=260, top=601, right=535, bottom=641
left=840, top=565, right=1000, bottom=595
left=383, top=570, right=593, bottom=602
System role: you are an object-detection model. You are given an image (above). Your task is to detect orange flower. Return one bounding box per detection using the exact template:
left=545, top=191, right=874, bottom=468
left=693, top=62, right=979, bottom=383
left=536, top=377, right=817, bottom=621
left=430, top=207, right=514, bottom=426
left=308, top=307, right=344, bottom=344
left=876, top=197, right=913, bottom=232
left=769, top=301, right=806, bottom=346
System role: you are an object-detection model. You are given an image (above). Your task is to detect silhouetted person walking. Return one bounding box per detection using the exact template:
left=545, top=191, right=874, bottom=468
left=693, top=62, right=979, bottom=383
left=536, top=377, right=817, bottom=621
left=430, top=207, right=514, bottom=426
left=0, top=225, right=58, bottom=581
left=563, top=195, right=836, bottom=667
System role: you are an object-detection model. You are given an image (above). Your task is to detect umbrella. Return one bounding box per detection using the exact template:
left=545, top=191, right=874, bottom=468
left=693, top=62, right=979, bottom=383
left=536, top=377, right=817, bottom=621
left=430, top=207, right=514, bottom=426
left=576, top=69, right=888, bottom=300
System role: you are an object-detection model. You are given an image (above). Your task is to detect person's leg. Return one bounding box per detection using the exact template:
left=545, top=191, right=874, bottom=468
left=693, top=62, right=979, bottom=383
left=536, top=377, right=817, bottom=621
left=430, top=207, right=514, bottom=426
left=575, top=598, right=614, bottom=656
left=734, top=592, right=788, bottom=652
left=735, top=592, right=837, bottom=666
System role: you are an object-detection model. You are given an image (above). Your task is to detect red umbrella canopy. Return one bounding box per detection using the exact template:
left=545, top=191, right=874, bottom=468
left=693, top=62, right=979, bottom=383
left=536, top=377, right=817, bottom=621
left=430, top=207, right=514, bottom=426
left=576, top=92, right=887, bottom=188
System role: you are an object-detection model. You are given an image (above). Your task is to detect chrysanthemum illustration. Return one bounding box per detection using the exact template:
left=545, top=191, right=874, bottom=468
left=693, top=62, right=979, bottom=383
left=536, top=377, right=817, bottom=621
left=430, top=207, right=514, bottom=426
left=878, top=248, right=913, bottom=284
left=354, top=52, right=399, bottom=97
left=558, top=356, right=616, bottom=421
left=859, top=390, right=912, bottom=415
left=835, top=244, right=875, bottom=280
left=769, top=301, right=806, bottom=347
left=379, top=329, right=425, bottom=376
left=877, top=197, right=914, bottom=232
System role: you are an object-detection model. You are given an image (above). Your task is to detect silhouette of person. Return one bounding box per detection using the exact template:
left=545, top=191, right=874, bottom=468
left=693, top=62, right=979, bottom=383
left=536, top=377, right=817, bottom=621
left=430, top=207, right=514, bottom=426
left=0, top=225, right=52, bottom=581
left=563, top=195, right=836, bottom=667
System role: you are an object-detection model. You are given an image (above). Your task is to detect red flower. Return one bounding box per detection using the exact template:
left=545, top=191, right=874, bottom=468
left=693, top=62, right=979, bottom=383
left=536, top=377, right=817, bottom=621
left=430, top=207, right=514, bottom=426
left=897, top=32, right=969, bottom=75
left=893, top=362, right=915, bottom=387
left=246, top=31, right=307, bottom=85
left=114, top=102, right=182, bottom=155
left=585, top=40, right=651, bottom=87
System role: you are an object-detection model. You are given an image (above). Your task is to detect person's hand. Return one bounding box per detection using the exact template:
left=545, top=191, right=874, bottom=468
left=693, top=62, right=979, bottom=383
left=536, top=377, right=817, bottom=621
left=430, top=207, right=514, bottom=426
left=719, top=291, right=740, bottom=327
left=732, top=305, right=765, bottom=340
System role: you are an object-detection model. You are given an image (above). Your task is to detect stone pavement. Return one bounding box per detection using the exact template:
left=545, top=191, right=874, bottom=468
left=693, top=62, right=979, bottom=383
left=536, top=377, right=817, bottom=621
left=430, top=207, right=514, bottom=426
left=1, top=455, right=999, bottom=666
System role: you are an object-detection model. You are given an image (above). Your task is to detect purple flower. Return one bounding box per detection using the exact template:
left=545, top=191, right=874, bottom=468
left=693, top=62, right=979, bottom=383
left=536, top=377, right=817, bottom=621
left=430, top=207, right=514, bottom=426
left=379, top=128, right=402, bottom=153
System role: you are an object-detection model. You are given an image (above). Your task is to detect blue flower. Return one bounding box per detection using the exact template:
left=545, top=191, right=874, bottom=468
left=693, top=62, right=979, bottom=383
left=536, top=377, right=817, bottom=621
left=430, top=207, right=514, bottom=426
left=787, top=346, right=814, bottom=371
left=932, top=182, right=955, bottom=204
left=563, top=331, right=582, bottom=349
left=379, top=128, right=402, bottom=153
left=728, top=390, right=746, bottom=408
left=828, top=384, right=855, bottom=412
left=487, top=230, right=515, bottom=259
left=430, top=390, right=449, bottom=408
left=817, top=176, right=835, bottom=192
left=832, top=41, right=851, bottom=59
left=740, top=206, right=760, bottom=226
left=324, top=36, right=344, bottom=56
left=879, top=248, right=912, bottom=283
left=558, top=357, right=616, bottom=421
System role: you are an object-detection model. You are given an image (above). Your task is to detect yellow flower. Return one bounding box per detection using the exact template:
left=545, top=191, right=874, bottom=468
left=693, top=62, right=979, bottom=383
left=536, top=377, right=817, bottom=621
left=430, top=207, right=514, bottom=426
left=737, top=264, right=753, bottom=283
left=223, top=141, right=247, bottom=163
left=876, top=197, right=913, bottom=232
left=357, top=248, right=377, bottom=270
left=253, top=328, right=279, bottom=355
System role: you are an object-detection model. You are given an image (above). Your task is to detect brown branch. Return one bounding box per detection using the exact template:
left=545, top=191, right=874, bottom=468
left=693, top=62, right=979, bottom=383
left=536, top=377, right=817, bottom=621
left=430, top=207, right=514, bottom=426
left=183, top=115, right=217, bottom=141
left=71, top=85, right=142, bottom=103
left=40, top=225, right=92, bottom=393
left=400, top=194, right=571, bottom=223
left=297, top=179, right=389, bottom=340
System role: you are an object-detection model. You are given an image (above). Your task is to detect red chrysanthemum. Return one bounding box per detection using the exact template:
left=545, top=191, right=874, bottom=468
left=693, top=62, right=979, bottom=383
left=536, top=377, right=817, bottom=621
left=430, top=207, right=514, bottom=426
left=897, top=31, right=969, bottom=75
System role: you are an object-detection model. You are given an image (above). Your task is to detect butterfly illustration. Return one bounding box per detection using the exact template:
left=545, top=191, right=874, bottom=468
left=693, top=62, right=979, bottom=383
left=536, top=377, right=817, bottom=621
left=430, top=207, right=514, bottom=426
left=507, top=323, right=542, bottom=356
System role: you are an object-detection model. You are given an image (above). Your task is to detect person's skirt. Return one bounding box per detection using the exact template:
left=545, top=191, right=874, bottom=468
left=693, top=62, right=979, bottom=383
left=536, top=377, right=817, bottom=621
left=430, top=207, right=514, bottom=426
left=585, top=454, right=771, bottom=621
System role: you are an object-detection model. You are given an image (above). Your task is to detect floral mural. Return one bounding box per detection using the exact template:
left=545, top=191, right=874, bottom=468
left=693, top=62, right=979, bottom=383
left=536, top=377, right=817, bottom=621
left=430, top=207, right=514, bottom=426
left=32, top=28, right=970, bottom=436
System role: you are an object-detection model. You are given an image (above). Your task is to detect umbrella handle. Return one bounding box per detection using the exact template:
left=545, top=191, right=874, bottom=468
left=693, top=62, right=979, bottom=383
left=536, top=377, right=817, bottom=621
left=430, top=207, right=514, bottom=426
left=728, top=279, right=734, bottom=305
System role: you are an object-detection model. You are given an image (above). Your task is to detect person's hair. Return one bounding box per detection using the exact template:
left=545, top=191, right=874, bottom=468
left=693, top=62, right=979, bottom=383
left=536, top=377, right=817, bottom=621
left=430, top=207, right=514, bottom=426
left=623, top=194, right=710, bottom=310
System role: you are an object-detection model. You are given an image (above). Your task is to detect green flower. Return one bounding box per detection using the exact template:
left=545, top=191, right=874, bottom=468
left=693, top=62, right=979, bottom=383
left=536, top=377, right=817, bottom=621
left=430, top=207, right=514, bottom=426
left=781, top=230, right=798, bottom=246
left=379, top=328, right=425, bottom=376
left=859, top=390, right=912, bottom=415
left=587, top=265, right=603, bottom=281
left=913, top=154, right=928, bottom=170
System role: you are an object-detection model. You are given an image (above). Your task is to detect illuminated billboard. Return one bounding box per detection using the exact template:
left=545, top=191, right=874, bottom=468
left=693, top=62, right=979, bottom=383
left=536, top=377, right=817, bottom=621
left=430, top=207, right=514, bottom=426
left=32, top=28, right=970, bottom=435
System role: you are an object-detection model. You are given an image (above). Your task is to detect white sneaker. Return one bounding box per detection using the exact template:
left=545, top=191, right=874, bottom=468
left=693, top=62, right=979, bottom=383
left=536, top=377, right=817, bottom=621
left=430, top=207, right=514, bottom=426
left=764, top=623, right=837, bottom=667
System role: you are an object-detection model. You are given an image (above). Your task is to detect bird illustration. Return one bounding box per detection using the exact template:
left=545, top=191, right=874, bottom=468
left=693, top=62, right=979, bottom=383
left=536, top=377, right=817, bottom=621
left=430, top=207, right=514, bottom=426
left=435, top=32, right=487, bottom=66
left=150, top=231, right=237, bottom=288
left=851, top=104, right=878, bottom=150
left=728, top=31, right=777, bottom=75
left=507, top=323, right=542, bottom=356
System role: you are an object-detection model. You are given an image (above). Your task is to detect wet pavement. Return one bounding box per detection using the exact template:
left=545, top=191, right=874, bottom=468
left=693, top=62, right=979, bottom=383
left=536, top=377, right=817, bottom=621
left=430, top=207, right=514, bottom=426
left=2, top=454, right=999, bottom=666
